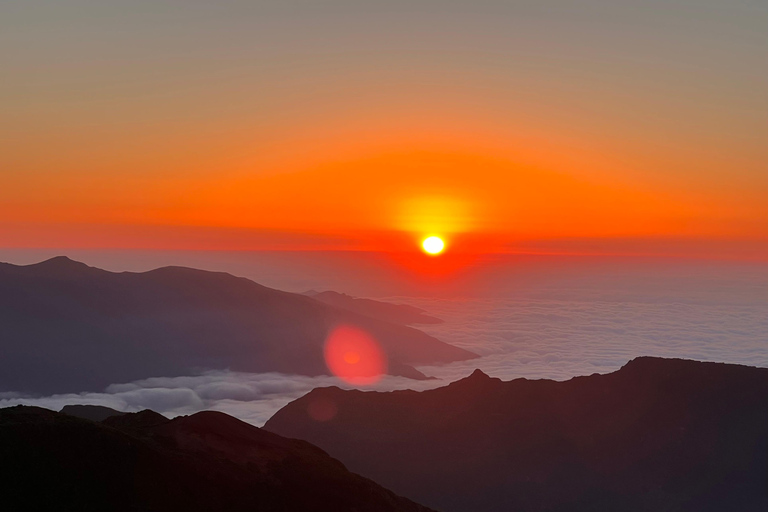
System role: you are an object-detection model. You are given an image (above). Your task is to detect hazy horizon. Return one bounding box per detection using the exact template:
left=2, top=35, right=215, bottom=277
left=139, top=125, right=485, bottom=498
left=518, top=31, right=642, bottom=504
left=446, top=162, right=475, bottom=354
left=2, top=249, right=765, bottom=425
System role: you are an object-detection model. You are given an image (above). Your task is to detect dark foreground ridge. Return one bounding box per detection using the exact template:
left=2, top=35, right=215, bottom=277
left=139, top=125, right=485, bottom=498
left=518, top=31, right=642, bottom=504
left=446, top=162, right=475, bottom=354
left=0, top=257, right=476, bottom=394
left=0, top=405, right=434, bottom=512
left=265, top=357, right=768, bottom=512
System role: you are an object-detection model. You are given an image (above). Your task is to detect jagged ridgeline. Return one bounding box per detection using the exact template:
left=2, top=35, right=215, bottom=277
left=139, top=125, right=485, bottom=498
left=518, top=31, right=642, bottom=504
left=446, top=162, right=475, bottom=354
left=266, top=357, right=768, bottom=512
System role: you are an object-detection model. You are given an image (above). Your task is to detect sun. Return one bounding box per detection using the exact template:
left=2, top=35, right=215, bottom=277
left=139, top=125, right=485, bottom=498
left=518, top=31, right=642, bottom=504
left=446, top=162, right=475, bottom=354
left=422, top=236, right=445, bottom=255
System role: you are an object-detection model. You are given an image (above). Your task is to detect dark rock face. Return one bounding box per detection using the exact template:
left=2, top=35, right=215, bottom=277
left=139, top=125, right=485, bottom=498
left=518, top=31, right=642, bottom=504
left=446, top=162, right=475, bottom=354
left=0, top=257, right=476, bottom=394
left=307, top=291, right=444, bottom=325
left=0, top=405, right=434, bottom=512
left=265, top=357, right=768, bottom=512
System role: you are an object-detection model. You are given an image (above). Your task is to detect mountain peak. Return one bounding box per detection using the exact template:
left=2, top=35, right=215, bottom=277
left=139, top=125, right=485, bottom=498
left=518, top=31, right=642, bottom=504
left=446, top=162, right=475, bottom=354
left=38, top=255, right=79, bottom=266
left=447, top=368, right=498, bottom=389
left=26, top=256, right=96, bottom=277
left=468, top=369, right=490, bottom=379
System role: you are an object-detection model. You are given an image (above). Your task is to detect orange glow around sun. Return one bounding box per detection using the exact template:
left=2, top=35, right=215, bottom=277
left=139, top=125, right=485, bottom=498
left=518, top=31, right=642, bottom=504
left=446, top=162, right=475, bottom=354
left=324, top=325, right=387, bottom=385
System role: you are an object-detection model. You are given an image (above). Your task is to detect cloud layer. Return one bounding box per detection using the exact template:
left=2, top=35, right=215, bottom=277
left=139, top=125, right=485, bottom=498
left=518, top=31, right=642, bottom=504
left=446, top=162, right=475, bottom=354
left=0, top=371, right=444, bottom=426
left=3, top=262, right=766, bottom=425
left=409, top=294, right=768, bottom=384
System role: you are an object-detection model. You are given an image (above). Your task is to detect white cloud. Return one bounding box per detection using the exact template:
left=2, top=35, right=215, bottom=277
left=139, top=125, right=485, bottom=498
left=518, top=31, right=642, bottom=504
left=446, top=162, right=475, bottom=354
left=399, top=290, right=768, bottom=383
left=0, top=370, right=445, bottom=426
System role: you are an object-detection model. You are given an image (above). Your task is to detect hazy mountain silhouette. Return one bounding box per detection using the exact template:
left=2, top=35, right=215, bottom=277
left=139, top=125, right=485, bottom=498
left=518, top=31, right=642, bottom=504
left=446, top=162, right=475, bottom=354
left=60, top=404, right=126, bottom=422
left=305, top=291, right=443, bottom=325
left=0, top=405, right=435, bottom=512
left=0, top=257, right=476, bottom=394
left=266, top=357, right=768, bottom=512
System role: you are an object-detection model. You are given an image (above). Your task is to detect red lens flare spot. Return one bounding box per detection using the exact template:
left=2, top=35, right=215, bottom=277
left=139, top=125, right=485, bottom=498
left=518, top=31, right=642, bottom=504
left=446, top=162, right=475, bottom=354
left=324, top=325, right=387, bottom=385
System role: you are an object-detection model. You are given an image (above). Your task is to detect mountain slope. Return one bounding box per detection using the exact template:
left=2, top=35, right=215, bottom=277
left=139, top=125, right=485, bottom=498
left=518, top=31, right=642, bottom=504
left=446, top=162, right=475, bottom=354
left=0, top=257, right=476, bottom=394
left=0, top=405, right=435, bottom=512
left=265, top=357, right=768, bottom=512
left=307, top=291, right=443, bottom=325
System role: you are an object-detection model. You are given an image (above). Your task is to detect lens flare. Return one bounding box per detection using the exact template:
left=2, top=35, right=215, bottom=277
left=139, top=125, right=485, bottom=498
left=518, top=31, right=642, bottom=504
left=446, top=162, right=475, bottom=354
left=422, top=236, right=445, bottom=255
left=324, top=325, right=387, bottom=385
left=344, top=351, right=360, bottom=364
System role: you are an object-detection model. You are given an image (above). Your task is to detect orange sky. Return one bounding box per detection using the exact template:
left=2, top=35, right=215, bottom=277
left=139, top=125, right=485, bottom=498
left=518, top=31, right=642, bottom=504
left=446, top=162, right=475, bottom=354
left=2, top=129, right=765, bottom=256
left=2, top=1, right=766, bottom=258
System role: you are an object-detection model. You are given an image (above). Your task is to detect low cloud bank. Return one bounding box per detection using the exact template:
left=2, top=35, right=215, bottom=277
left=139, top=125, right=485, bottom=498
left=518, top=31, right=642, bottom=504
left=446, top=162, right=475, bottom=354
left=408, top=292, right=768, bottom=383
left=0, top=371, right=444, bottom=425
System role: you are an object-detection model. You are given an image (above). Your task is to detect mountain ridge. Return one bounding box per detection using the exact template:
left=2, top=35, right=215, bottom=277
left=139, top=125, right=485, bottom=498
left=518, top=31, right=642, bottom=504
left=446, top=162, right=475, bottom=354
left=0, top=404, right=434, bottom=512
left=0, top=257, right=476, bottom=394
left=306, top=290, right=444, bottom=325
left=265, top=356, right=768, bottom=512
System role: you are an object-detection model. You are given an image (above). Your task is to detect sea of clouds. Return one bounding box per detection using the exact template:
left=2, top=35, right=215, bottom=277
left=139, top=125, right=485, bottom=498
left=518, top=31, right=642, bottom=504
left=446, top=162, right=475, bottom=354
left=2, top=256, right=766, bottom=425
left=0, top=371, right=446, bottom=425
left=408, top=295, right=768, bottom=381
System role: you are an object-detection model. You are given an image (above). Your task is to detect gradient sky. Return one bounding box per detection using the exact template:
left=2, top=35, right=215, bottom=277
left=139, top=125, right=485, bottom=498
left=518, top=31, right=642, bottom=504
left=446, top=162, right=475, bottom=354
left=2, top=1, right=766, bottom=256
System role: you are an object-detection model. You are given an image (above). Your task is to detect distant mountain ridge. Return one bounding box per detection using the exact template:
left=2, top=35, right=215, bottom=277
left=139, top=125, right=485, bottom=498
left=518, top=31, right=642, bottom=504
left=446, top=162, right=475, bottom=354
left=0, top=257, right=476, bottom=394
left=0, top=405, right=434, bottom=512
left=265, top=357, right=768, bottom=512
left=306, top=290, right=443, bottom=325
left=60, top=404, right=126, bottom=422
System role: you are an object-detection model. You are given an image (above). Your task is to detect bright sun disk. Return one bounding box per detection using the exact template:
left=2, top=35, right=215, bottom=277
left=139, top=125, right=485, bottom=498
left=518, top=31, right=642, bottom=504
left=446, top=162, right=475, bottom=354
left=422, top=236, right=445, bottom=255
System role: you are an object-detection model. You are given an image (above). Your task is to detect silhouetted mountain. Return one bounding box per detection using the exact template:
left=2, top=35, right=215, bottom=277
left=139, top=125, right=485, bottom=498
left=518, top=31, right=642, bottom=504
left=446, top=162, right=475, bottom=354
left=266, top=357, right=768, bottom=512
left=0, top=257, right=476, bottom=394
left=0, top=405, right=434, bottom=512
left=103, top=409, right=169, bottom=430
left=306, top=291, right=443, bottom=325
left=60, top=404, right=125, bottom=422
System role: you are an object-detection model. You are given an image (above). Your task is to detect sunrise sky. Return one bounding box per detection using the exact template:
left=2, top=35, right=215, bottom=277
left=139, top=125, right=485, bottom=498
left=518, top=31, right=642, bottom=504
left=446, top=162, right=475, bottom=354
left=2, top=1, right=766, bottom=257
